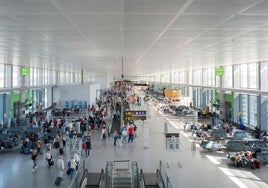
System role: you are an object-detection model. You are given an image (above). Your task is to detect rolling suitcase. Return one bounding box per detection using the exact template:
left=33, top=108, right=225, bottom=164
left=49, top=160, right=54, bottom=166
left=54, top=177, right=62, bottom=186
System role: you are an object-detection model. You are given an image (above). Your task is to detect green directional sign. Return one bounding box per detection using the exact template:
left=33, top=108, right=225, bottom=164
left=215, top=67, right=224, bottom=76
left=21, top=67, right=30, bottom=76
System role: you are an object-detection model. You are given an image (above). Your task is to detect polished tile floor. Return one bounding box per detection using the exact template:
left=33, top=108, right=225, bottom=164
left=1, top=102, right=268, bottom=188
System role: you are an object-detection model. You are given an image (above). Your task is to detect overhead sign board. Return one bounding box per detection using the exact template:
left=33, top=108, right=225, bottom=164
left=123, top=110, right=146, bottom=122
left=165, top=133, right=180, bottom=151
left=164, top=89, right=181, bottom=99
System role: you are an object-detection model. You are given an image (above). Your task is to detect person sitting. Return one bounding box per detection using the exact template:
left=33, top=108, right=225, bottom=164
left=234, top=153, right=243, bottom=167
left=252, top=126, right=261, bottom=139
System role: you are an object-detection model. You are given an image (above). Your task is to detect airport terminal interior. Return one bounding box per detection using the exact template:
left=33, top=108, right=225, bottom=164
left=0, top=0, right=268, bottom=188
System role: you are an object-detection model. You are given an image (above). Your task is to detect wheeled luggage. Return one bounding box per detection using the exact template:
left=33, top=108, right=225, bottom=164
left=54, top=177, right=62, bottom=186
left=49, top=160, right=54, bottom=166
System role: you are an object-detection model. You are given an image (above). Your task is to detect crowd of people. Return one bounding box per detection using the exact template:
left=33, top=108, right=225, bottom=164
left=232, top=150, right=261, bottom=169
left=20, top=83, right=140, bottom=184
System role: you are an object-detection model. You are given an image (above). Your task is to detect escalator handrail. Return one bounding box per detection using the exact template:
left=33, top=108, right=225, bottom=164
left=139, top=169, right=146, bottom=188
left=156, top=169, right=165, bottom=188
left=98, top=169, right=105, bottom=188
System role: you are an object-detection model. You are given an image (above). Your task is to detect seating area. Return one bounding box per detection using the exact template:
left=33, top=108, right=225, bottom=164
left=0, top=132, right=20, bottom=152
left=255, top=152, right=268, bottom=164
left=226, top=140, right=268, bottom=152
left=226, top=139, right=268, bottom=165
left=210, top=129, right=227, bottom=140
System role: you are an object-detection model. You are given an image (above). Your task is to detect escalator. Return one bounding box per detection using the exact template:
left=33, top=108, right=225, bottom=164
left=110, top=105, right=122, bottom=134
left=110, top=118, right=121, bottom=134
left=86, top=170, right=103, bottom=188
left=142, top=173, right=160, bottom=187
left=85, top=160, right=168, bottom=188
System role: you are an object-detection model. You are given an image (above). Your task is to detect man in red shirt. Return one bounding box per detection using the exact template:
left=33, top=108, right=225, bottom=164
left=128, top=125, right=134, bottom=143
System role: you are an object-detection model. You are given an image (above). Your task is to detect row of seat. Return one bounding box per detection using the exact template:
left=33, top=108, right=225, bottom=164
left=225, top=140, right=268, bottom=152
left=256, top=152, right=268, bottom=163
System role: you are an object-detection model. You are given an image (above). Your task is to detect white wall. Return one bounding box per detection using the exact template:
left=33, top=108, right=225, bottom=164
left=53, top=83, right=101, bottom=108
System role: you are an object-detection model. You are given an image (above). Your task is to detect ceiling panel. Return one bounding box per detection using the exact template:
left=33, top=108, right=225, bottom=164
left=153, top=39, right=188, bottom=49
left=171, top=15, right=229, bottom=29
left=162, top=29, right=205, bottom=39
left=0, top=0, right=268, bottom=79
left=13, top=15, right=73, bottom=29
left=124, top=0, right=188, bottom=14
left=199, top=29, right=249, bottom=39
left=0, top=15, right=22, bottom=27
left=56, top=0, right=124, bottom=14
left=124, top=29, right=160, bottom=39
left=81, top=29, right=121, bottom=39
left=184, top=1, right=256, bottom=15
left=56, top=39, right=96, bottom=51
left=0, top=1, right=59, bottom=15
left=70, top=15, right=121, bottom=29
left=185, top=39, right=218, bottom=47
left=91, top=39, right=121, bottom=49
left=124, top=39, right=154, bottom=48
left=124, top=15, right=173, bottom=29
left=236, top=30, right=268, bottom=39
left=242, top=1, right=268, bottom=15
left=215, top=15, right=268, bottom=29
left=36, top=29, right=82, bottom=39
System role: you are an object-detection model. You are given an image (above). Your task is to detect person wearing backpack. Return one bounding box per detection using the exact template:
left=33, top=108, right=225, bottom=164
left=68, top=156, right=77, bottom=178
left=36, top=140, right=42, bottom=154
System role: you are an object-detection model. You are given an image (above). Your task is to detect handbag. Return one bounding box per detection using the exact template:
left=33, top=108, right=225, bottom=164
left=66, top=168, right=71, bottom=175
left=82, top=143, right=86, bottom=149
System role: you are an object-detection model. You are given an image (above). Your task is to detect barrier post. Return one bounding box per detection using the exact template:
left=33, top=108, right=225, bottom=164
left=191, top=141, right=196, bottom=151
left=164, top=122, right=168, bottom=134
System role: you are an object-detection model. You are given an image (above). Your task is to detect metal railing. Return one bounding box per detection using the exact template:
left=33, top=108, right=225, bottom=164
left=159, top=160, right=173, bottom=188
left=102, top=160, right=139, bottom=188
left=68, top=160, right=87, bottom=188
left=139, top=169, right=146, bottom=188
left=131, top=161, right=139, bottom=188
left=98, top=169, right=105, bottom=188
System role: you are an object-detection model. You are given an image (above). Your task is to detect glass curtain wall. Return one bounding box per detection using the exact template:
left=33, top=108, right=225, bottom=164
left=203, top=68, right=215, bottom=87
left=222, top=65, right=233, bottom=88
left=0, top=94, right=4, bottom=124
left=0, top=64, right=4, bottom=88
left=260, top=96, right=268, bottom=130
left=248, top=95, right=258, bottom=127
left=239, top=94, right=248, bottom=126
left=12, top=66, right=21, bottom=88
left=193, top=87, right=202, bottom=109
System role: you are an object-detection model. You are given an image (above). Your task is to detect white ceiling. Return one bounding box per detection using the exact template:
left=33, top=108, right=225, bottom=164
left=0, top=0, right=268, bottom=81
